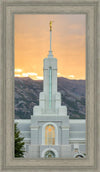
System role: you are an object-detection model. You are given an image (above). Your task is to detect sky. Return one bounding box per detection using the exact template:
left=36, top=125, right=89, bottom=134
left=15, top=14, right=86, bottom=80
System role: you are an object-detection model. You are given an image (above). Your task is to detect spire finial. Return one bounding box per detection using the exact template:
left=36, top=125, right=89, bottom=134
left=49, top=21, right=53, bottom=31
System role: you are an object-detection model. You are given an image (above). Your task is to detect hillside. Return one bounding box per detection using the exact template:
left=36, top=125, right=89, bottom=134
left=15, top=77, right=85, bottom=119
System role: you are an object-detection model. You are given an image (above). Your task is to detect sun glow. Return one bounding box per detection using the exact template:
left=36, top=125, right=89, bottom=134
left=15, top=15, right=85, bottom=80
left=68, top=75, right=75, bottom=79
left=15, top=70, right=85, bottom=80
left=15, top=69, right=43, bottom=80
left=57, top=73, right=62, bottom=77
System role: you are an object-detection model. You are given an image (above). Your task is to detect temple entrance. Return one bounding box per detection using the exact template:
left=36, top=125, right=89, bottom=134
left=45, top=150, right=55, bottom=158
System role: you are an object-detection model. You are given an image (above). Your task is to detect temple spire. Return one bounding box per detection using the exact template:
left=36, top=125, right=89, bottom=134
left=49, top=21, right=52, bottom=51
left=48, top=21, right=53, bottom=58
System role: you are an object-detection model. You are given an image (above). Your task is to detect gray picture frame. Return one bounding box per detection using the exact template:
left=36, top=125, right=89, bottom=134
left=0, top=0, right=100, bottom=171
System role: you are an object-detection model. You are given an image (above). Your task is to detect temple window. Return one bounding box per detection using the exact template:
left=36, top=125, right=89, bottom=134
left=45, top=125, right=55, bottom=145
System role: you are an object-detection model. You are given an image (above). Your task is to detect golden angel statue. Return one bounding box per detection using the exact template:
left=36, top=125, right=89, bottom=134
left=49, top=21, right=53, bottom=31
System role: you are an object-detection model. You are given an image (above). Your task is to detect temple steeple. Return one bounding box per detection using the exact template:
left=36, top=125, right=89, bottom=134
left=48, top=21, right=53, bottom=58
left=33, top=21, right=67, bottom=115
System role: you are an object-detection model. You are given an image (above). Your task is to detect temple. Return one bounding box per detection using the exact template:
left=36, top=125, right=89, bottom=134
left=15, top=21, right=86, bottom=158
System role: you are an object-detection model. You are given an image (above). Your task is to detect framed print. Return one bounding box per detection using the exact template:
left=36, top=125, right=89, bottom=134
left=0, top=0, right=100, bottom=171
left=14, top=14, right=86, bottom=159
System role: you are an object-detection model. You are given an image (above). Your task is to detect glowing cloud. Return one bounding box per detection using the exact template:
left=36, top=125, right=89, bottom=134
left=22, top=73, right=29, bottom=77
left=27, top=72, right=37, bottom=76
left=15, top=69, right=22, bottom=72
left=57, top=73, right=61, bottom=76
left=22, top=72, right=38, bottom=77
left=36, top=76, right=43, bottom=80
left=15, top=74, right=21, bottom=77
left=68, top=75, right=75, bottom=78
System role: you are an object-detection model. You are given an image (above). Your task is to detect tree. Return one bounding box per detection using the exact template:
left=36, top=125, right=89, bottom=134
left=14, top=123, right=25, bottom=157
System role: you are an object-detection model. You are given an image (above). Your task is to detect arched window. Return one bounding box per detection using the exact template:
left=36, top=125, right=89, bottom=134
left=45, top=125, right=55, bottom=145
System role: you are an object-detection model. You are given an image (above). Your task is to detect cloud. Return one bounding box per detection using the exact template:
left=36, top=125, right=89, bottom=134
left=68, top=75, right=75, bottom=78
left=27, top=72, right=37, bottom=76
left=22, top=72, right=38, bottom=77
left=15, top=74, right=21, bottom=77
left=22, top=73, right=29, bottom=77
left=36, top=76, right=43, bottom=80
left=57, top=73, right=61, bottom=76
left=15, top=69, right=22, bottom=72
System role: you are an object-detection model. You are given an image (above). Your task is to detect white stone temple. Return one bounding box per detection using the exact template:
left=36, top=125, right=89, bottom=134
left=15, top=21, right=86, bottom=158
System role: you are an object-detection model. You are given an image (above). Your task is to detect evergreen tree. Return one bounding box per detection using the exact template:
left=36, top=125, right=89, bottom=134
left=14, top=123, right=25, bottom=157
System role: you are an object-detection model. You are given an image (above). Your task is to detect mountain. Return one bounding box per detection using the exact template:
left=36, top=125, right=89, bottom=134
left=15, top=77, right=85, bottom=119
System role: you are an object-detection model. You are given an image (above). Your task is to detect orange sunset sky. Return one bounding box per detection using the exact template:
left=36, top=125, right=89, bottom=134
left=15, top=14, right=86, bottom=80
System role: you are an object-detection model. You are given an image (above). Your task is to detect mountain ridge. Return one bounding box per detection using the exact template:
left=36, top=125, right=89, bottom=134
left=15, top=77, right=85, bottom=119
